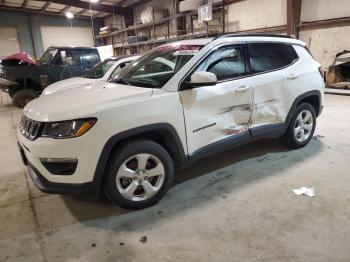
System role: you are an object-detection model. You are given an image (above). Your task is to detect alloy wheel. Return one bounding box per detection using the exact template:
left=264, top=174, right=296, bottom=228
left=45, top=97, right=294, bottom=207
left=116, top=153, right=165, bottom=201
left=294, top=110, right=314, bottom=142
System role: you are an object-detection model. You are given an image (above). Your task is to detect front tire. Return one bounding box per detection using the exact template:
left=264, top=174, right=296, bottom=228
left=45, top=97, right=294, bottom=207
left=12, top=89, right=38, bottom=108
left=103, top=140, right=174, bottom=210
left=281, top=103, right=316, bottom=149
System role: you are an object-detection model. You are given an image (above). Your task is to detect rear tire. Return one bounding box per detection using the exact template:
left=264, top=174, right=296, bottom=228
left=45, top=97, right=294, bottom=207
left=103, top=140, right=174, bottom=210
left=280, top=103, right=316, bottom=149
left=12, top=89, right=38, bottom=108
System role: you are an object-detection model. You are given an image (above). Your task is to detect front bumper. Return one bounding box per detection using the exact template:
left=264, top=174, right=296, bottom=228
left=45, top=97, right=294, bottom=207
left=17, top=122, right=109, bottom=196
left=18, top=141, right=98, bottom=195
left=27, top=160, right=96, bottom=195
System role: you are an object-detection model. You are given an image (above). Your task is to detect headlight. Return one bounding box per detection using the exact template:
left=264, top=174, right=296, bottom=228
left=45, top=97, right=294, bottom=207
left=42, top=118, right=96, bottom=138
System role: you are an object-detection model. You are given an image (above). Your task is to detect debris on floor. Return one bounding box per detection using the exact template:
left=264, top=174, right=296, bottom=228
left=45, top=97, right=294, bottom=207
left=313, top=135, right=325, bottom=139
left=91, top=242, right=96, bottom=248
left=292, top=187, right=315, bottom=197
left=140, top=236, right=148, bottom=243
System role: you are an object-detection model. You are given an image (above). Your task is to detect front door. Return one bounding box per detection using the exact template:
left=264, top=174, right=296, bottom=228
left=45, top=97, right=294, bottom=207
left=51, top=49, right=83, bottom=82
left=179, top=44, right=253, bottom=154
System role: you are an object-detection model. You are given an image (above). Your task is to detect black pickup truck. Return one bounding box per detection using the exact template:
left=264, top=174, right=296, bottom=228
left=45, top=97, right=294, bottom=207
left=0, top=46, right=100, bottom=107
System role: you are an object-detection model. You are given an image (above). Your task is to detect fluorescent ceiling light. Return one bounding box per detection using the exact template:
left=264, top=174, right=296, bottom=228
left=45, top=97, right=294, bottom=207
left=65, top=12, right=74, bottom=19
left=90, top=0, right=99, bottom=3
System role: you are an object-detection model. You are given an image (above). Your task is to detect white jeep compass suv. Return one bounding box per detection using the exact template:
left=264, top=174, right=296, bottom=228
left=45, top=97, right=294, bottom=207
left=18, top=34, right=324, bottom=209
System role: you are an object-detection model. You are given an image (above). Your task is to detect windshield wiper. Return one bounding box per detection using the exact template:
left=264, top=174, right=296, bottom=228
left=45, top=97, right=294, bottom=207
left=113, top=78, right=130, bottom=85
left=126, top=79, right=158, bottom=88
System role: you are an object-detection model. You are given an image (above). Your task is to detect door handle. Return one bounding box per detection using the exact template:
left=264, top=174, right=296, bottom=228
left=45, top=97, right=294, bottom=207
left=286, top=74, right=298, bottom=80
left=235, top=85, right=250, bottom=93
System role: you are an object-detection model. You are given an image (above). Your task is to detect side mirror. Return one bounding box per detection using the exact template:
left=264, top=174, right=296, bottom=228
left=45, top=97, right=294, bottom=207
left=187, top=71, right=217, bottom=88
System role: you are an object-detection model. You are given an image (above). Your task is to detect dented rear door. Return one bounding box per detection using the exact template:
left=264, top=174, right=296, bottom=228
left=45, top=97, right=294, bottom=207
left=247, top=43, right=300, bottom=133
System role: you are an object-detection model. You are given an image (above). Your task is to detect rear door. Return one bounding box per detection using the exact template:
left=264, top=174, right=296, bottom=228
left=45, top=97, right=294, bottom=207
left=179, top=44, right=253, bottom=154
left=247, top=42, right=299, bottom=135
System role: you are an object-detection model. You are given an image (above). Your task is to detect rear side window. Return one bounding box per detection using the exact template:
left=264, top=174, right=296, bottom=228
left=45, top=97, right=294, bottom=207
left=248, top=43, right=298, bottom=73
left=81, top=49, right=100, bottom=69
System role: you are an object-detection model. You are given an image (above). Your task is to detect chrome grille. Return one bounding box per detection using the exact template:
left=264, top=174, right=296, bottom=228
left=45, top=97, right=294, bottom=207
left=19, top=115, right=42, bottom=140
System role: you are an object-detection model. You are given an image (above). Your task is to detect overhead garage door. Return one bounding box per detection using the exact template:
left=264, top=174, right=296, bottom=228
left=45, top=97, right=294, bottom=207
left=40, top=26, right=94, bottom=51
left=0, top=27, right=21, bottom=59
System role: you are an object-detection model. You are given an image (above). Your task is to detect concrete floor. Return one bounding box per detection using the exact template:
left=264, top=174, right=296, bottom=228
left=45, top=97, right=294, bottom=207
left=1, top=92, right=350, bottom=262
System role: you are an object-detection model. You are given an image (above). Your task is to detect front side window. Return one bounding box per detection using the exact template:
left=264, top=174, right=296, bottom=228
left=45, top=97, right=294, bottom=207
left=194, top=45, right=246, bottom=81
left=84, top=60, right=115, bottom=79
left=39, top=48, right=58, bottom=65
left=114, top=45, right=203, bottom=88
left=248, top=43, right=298, bottom=73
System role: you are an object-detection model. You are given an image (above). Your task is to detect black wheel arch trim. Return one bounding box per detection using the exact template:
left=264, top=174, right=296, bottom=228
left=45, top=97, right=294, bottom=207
left=92, top=123, right=187, bottom=193
left=284, top=90, right=322, bottom=125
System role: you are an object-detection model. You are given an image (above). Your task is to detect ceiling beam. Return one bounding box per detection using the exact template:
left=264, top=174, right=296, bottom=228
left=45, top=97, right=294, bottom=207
left=22, top=0, right=29, bottom=8
left=41, top=2, right=51, bottom=12
left=76, top=8, right=87, bottom=16
left=59, top=5, right=70, bottom=14
left=0, top=5, right=90, bottom=19
left=47, top=0, right=132, bottom=15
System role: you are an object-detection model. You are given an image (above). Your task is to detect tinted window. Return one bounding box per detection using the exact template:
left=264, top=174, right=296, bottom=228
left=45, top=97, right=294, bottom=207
left=39, top=48, right=58, bottom=64
left=81, top=49, right=100, bottom=69
left=55, top=50, right=80, bottom=65
left=196, top=45, right=246, bottom=81
left=248, top=43, right=298, bottom=73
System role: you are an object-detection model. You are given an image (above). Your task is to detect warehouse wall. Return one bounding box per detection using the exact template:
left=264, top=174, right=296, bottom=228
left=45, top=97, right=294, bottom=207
left=299, top=0, right=350, bottom=68
left=300, top=0, right=350, bottom=22
left=226, top=0, right=287, bottom=32
left=0, top=10, right=100, bottom=59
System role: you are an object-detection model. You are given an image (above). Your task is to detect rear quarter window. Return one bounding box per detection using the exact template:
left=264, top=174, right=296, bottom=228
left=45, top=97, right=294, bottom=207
left=248, top=43, right=298, bottom=73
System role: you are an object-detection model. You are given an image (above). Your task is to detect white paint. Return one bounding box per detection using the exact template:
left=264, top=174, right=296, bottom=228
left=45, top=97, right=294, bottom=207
left=301, top=0, right=350, bottom=22
left=40, top=26, right=93, bottom=50
left=226, top=0, right=287, bottom=32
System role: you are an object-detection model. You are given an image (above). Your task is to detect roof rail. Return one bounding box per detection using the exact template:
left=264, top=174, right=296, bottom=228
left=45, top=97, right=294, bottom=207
left=214, top=33, right=294, bottom=40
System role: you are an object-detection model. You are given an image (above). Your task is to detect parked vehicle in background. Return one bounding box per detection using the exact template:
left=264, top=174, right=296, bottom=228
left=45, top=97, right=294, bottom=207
left=41, top=55, right=139, bottom=96
left=18, top=35, right=324, bottom=210
left=0, top=47, right=100, bottom=107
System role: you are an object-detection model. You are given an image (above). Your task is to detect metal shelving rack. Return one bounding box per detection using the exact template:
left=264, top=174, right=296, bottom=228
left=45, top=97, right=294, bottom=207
left=96, top=1, right=227, bottom=55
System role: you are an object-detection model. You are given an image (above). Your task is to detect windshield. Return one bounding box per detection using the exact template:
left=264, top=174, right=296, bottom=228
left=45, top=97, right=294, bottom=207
left=39, top=48, right=58, bottom=64
left=84, top=60, right=116, bottom=79
left=113, top=45, right=203, bottom=88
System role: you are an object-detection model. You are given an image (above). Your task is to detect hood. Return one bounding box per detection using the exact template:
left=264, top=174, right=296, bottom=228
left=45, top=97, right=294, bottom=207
left=42, top=77, right=98, bottom=96
left=24, top=82, right=153, bottom=122
left=2, top=51, right=39, bottom=65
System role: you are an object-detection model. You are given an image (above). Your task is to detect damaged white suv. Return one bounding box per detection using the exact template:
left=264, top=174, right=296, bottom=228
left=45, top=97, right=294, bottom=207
left=18, top=34, right=324, bottom=209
